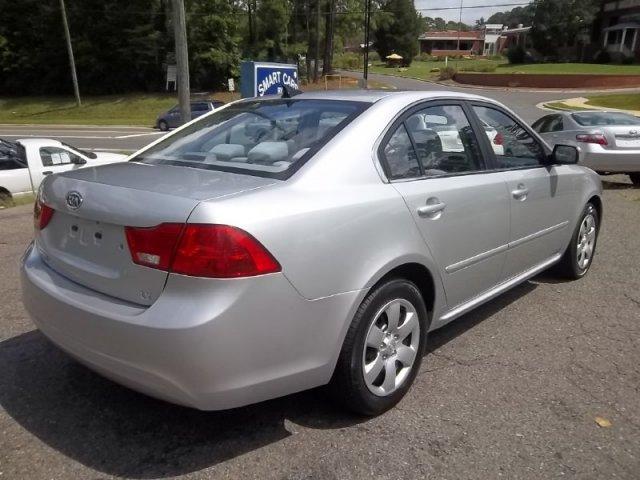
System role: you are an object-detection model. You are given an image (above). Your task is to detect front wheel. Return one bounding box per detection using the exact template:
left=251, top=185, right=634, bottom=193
left=331, top=278, right=428, bottom=416
left=629, top=173, right=640, bottom=186
left=158, top=120, right=169, bottom=132
left=555, top=202, right=599, bottom=279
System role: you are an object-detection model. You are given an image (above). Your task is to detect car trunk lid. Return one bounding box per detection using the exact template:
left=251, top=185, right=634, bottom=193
left=36, top=162, right=276, bottom=305
left=605, top=126, right=640, bottom=149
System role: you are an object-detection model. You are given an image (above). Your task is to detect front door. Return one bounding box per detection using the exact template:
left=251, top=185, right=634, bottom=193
left=472, top=104, right=576, bottom=279
left=381, top=102, right=510, bottom=310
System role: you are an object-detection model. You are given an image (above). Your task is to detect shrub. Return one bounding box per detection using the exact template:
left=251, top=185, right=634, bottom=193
left=438, top=66, right=457, bottom=80
left=415, top=52, right=433, bottom=62
left=506, top=45, right=526, bottom=64
left=430, top=67, right=440, bottom=73
left=334, top=52, right=362, bottom=70
left=594, top=50, right=611, bottom=64
left=622, top=55, right=635, bottom=65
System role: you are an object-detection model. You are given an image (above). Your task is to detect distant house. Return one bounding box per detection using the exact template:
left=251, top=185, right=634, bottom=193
left=418, top=24, right=531, bottom=57
left=599, top=0, right=640, bottom=57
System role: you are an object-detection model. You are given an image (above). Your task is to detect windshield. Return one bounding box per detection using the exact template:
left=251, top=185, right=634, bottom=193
left=572, top=112, right=640, bottom=127
left=133, top=99, right=368, bottom=179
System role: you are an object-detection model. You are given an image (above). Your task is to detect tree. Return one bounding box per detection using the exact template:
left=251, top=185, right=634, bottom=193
left=530, top=0, right=600, bottom=57
left=487, top=5, right=534, bottom=28
left=374, top=0, right=421, bottom=65
left=188, top=0, right=242, bottom=90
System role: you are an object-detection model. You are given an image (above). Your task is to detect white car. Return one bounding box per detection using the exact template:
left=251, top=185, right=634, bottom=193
left=0, top=138, right=127, bottom=205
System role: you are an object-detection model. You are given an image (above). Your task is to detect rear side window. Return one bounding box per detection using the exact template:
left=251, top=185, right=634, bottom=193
left=473, top=106, right=546, bottom=169
left=572, top=112, right=640, bottom=126
left=382, top=124, right=421, bottom=180
left=133, top=99, right=367, bottom=179
left=191, top=103, right=210, bottom=112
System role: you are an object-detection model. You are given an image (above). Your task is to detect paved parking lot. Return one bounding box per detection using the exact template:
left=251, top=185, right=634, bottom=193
left=0, top=176, right=639, bottom=479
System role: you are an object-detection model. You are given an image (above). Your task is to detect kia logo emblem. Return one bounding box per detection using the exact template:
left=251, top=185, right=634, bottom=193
left=66, top=191, right=83, bottom=210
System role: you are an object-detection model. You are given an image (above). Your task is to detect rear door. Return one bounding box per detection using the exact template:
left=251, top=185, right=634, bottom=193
left=471, top=103, right=578, bottom=280
left=382, top=101, right=510, bottom=310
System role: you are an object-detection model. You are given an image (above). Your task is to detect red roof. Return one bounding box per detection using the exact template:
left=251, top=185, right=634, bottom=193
left=419, top=30, right=484, bottom=40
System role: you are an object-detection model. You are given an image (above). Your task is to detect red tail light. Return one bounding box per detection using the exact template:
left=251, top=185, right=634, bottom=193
left=576, top=133, right=608, bottom=146
left=493, top=132, right=504, bottom=146
left=125, top=223, right=281, bottom=278
left=34, top=200, right=55, bottom=230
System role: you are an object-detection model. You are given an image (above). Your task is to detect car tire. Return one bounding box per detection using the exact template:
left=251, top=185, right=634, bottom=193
left=331, top=278, right=428, bottom=416
left=0, top=190, right=13, bottom=208
left=158, top=120, right=169, bottom=132
left=629, top=173, right=640, bottom=186
left=555, top=202, right=599, bottom=280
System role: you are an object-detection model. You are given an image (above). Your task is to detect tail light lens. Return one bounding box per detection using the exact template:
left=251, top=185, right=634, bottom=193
left=34, top=200, right=55, bottom=230
left=576, top=133, right=608, bottom=146
left=493, top=132, right=504, bottom=146
left=125, top=223, right=281, bottom=278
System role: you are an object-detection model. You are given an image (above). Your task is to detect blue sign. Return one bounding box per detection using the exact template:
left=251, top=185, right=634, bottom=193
left=240, top=61, right=299, bottom=98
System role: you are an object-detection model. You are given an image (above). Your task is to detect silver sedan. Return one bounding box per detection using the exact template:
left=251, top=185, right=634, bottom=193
left=21, top=91, right=602, bottom=416
left=532, top=110, right=640, bottom=185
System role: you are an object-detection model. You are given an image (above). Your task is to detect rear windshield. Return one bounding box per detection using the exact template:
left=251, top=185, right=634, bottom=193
left=133, top=99, right=368, bottom=179
left=572, top=112, right=640, bottom=127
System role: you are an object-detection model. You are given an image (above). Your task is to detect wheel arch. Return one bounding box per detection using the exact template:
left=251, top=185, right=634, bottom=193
left=0, top=186, right=13, bottom=200
left=588, top=194, right=603, bottom=224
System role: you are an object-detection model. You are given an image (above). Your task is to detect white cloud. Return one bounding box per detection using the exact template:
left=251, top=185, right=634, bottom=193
left=414, top=0, right=532, bottom=25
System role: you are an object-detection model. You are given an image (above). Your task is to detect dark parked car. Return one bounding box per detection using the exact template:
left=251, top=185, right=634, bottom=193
left=156, top=100, right=225, bottom=131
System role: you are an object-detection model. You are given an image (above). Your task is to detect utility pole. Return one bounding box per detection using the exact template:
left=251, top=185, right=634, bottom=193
left=456, top=0, right=463, bottom=52
left=59, top=0, right=81, bottom=106
left=314, top=0, right=321, bottom=82
left=363, top=0, right=371, bottom=87
left=172, top=0, right=191, bottom=124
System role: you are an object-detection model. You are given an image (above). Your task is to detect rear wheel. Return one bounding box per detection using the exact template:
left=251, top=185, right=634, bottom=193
left=555, top=202, right=599, bottom=279
left=158, top=120, right=169, bottom=132
left=331, top=278, right=428, bottom=416
left=629, top=173, right=640, bottom=186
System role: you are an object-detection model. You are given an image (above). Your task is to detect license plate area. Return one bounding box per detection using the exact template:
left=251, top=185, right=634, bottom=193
left=615, top=138, right=640, bottom=148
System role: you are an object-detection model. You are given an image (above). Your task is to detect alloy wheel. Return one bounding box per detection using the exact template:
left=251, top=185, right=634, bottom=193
left=577, top=213, right=597, bottom=270
left=362, top=299, right=420, bottom=396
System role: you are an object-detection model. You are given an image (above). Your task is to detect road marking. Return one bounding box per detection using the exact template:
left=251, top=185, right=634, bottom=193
left=114, top=132, right=164, bottom=139
left=0, top=133, right=162, bottom=140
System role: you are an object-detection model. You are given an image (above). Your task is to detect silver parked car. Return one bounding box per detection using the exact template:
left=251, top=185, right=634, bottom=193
left=22, top=91, right=602, bottom=416
left=532, top=110, right=640, bottom=185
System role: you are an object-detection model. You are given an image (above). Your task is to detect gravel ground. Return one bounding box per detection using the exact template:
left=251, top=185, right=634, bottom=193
left=1, top=177, right=639, bottom=480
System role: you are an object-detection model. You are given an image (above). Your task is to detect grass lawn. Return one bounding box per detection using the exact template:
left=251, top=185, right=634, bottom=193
left=585, top=93, right=640, bottom=110
left=0, top=93, right=239, bottom=126
left=496, top=63, right=640, bottom=75
left=0, top=75, right=390, bottom=126
left=366, top=58, right=505, bottom=81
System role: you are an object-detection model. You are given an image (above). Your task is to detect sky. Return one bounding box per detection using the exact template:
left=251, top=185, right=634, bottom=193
left=414, top=0, right=533, bottom=25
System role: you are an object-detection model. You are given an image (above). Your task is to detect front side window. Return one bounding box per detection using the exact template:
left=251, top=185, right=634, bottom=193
left=473, top=106, right=546, bottom=169
left=405, top=104, right=483, bottom=176
left=133, top=99, right=367, bottom=179
left=40, top=147, right=83, bottom=167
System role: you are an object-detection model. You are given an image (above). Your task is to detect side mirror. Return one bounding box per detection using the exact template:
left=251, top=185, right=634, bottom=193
left=551, top=144, right=579, bottom=165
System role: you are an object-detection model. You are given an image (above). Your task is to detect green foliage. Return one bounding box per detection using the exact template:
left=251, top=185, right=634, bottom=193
left=374, top=0, right=421, bottom=66
left=594, top=50, right=611, bottom=64
left=486, top=5, right=535, bottom=28
left=459, top=63, right=497, bottom=73
left=438, top=66, right=457, bottom=80
left=506, top=45, right=526, bottom=64
left=531, top=0, right=600, bottom=57
left=334, top=52, right=363, bottom=69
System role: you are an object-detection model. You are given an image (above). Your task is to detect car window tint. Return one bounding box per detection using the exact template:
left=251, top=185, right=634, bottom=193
left=405, top=105, right=483, bottom=177
left=191, top=103, right=210, bottom=112
left=547, top=115, right=564, bottom=132
left=133, top=99, right=367, bottom=179
left=382, top=124, right=421, bottom=180
left=572, top=112, right=640, bottom=126
left=40, top=147, right=82, bottom=167
left=473, top=106, right=546, bottom=169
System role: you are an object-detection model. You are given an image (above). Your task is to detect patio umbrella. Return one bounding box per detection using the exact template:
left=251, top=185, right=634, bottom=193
left=386, top=53, right=403, bottom=60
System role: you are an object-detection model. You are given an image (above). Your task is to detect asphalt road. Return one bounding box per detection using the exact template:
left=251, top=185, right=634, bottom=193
left=1, top=176, right=639, bottom=479
left=0, top=124, right=164, bottom=153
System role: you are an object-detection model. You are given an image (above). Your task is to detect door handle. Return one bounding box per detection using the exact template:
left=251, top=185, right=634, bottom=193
left=511, top=184, right=529, bottom=200
left=42, top=171, right=53, bottom=176
left=417, top=199, right=446, bottom=218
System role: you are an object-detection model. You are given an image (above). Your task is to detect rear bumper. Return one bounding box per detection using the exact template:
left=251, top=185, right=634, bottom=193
left=581, top=147, right=640, bottom=173
left=21, top=243, right=361, bottom=410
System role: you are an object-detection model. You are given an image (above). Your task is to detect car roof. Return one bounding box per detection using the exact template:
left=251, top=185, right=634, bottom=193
left=252, top=89, right=493, bottom=104
left=15, top=138, right=64, bottom=147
